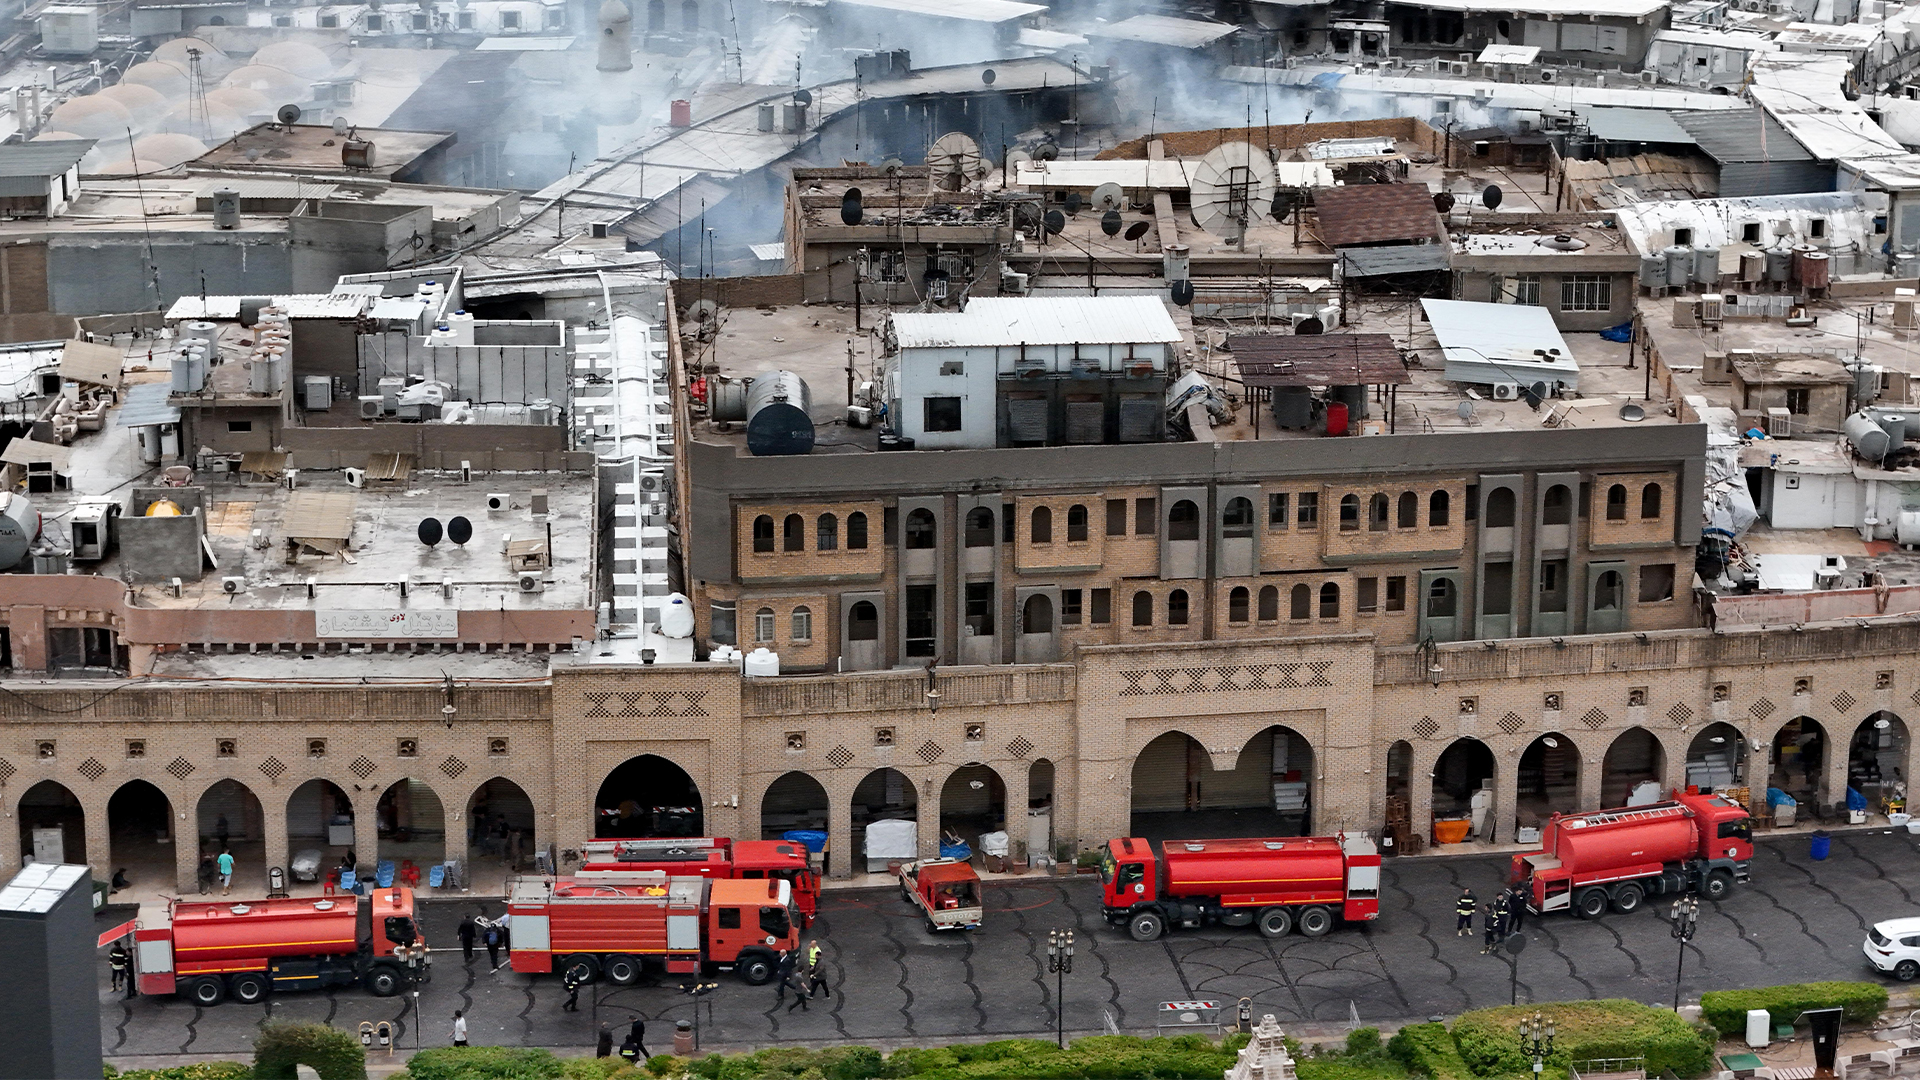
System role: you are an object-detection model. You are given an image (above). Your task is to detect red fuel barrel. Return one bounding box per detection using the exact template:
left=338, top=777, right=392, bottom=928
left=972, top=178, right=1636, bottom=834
left=1326, top=401, right=1349, bottom=437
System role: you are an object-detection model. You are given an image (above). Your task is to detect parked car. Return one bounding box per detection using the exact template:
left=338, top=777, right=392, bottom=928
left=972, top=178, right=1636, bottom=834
left=1864, top=917, right=1920, bottom=980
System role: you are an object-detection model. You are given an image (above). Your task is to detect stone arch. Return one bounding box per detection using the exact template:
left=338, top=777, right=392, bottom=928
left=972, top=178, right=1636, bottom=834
left=1485, top=487, right=1516, bottom=528
left=1130, top=725, right=1314, bottom=836
left=1431, top=738, right=1494, bottom=841
left=1767, top=716, right=1827, bottom=801
left=647, top=0, right=665, bottom=31
left=196, top=778, right=264, bottom=890
left=18, top=779, right=84, bottom=868
left=1850, top=711, right=1906, bottom=806
left=376, top=777, right=448, bottom=869
left=1385, top=740, right=1413, bottom=808
left=286, top=778, right=354, bottom=881
left=1517, top=732, right=1580, bottom=829
left=964, top=506, right=994, bottom=547
left=760, top=770, right=829, bottom=839
left=108, top=779, right=175, bottom=894
left=681, top=0, right=698, bottom=29
left=851, top=767, right=917, bottom=872
left=1600, top=727, right=1666, bottom=808
left=597, top=754, right=703, bottom=838
left=1686, top=722, right=1748, bottom=794
left=465, top=776, right=537, bottom=876
left=939, top=763, right=1006, bottom=857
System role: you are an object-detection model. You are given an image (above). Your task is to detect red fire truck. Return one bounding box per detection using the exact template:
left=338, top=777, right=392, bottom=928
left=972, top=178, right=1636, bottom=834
left=507, top=872, right=800, bottom=986
left=1099, top=833, right=1381, bottom=941
left=577, top=837, right=820, bottom=925
left=1510, top=790, right=1753, bottom=918
left=134, top=887, right=429, bottom=1006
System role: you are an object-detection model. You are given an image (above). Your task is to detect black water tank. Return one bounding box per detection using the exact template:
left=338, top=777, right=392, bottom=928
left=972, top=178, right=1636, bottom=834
left=745, top=371, right=815, bottom=456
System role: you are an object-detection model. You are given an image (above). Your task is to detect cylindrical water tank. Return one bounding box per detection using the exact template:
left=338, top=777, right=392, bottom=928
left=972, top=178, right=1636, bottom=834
left=1739, top=250, right=1766, bottom=282
left=1638, top=255, right=1667, bottom=289
left=708, top=376, right=748, bottom=421
left=659, top=592, right=695, bottom=638
left=1798, top=251, right=1830, bottom=290
left=0, top=491, right=38, bottom=570
left=1334, top=384, right=1367, bottom=422
left=239, top=297, right=269, bottom=324
left=758, top=103, right=775, bottom=132
left=1663, top=245, right=1692, bottom=287
left=669, top=99, right=691, bottom=127
left=1163, top=244, right=1190, bottom=282
left=744, top=371, right=814, bottom=456
left=1765, top=248, right=1793, bottom=283
left=1273, top=386, right=1313, bottom=429
left=1878, top=412, right=1908, bottom=448
left=597, top=0, right=633, bottom=72
left=1692, top=245, right=1720, bottom=286
left=1846, top=412, right=1891, bottom=460
left=1849, top=360, right=1878, bottom=405
left=742, top=647, right=780, bottom=676
left=180, top=320, right=218, bottom=348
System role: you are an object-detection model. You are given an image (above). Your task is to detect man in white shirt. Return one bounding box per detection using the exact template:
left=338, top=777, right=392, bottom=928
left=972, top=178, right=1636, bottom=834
left=453, top=1010, right=468, bottom=1047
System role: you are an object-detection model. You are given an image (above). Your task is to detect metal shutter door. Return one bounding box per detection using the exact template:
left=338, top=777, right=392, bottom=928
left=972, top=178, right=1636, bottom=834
left=1066, top=399, right=1104, bottom=443
left=1118, top=398, right=1158, bottom=442
left=1008, top=398, right=1048, bottom=443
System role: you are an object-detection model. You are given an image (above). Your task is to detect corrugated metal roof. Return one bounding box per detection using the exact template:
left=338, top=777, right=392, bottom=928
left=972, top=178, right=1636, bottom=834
left=1086, top=14, right=1236, bottom=48
left=748, top=242, right=787, bottom=261
left=117, top=381, right=181, bottom=428
left=1749, top=56, right=1906, bottom=160
left=0, top=139, right=93, bottom=178
left=830, top=0, right=1042, bottom=22
left=1584, top=107, right=1698, bottom=146
left=474, top=35, right=575, bottom=49
left=1311, top=184, right=1440, bottom=247
left=1336, top=244, right=1450, bottom=276
left=165, top=293, right=371, bottom=319
left=891, top=296, right=1181, bottom=349
left=1674, top=108, right=1815, bottom=163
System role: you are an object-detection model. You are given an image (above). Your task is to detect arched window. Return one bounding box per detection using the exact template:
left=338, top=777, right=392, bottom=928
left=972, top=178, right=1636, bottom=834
left=754, top=607, right=775, bottom=642
left=1290, top=583, right=1311, bottom=620
left=1369, top=493, right=1390, bottom=532
left=1339, top=494, right=1361, bottom=532
left=1168, top=499, right=1199, bottom=541
left=1258, top=585, right=1279, bottom=621
left=1168, top=589, right=1189, bottom=625
left=1641, top=483, right=1662, bottom=519
left=1319, top=582, right=1340, bottom=618
left=752, top=514, right=774, bottom=553
left=783, top=514, right=805, bottom=552
left=1023, top=594, right=1054, bottom=634
left=1031, top=506, right=1053, bottom=544
left=680, top=0, right=698, bottom=28
left=964, top=507, right=994, bottom=547
left=1543, top=484, right=1571, bottom=525
left=1132, top=590, right=1154, bottom=627
left=1398, top=491, right=1418, bottom=529
left=816, top=513, right=838, bottom=551
left=1222, top=496, right=1255, bottom=538
left=848, top=601, right=878, bottom=640
left=646, top=0, right=665, bottom=30
left=1067, top=504, right=1088, bottom=542
left=905, top=508, right=935, bottom=548
left=1606, top=484, right=1628, bottom=521
left=1426, top=578, right=1456, bottom=618
left=847, top=512, right=869, bottom=550
left=1594, top=570, right=1624, bottom=610
left=1229, top=586, right=1250, bottom=623
left=1429, top=490, right=1450, bottom=527
left=791, top=606, right=812, bottom=640
left=1485, top=488, right=1516, bottom=528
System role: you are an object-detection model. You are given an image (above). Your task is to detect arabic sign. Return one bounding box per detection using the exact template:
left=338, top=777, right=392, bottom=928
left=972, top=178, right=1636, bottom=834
left=315, top=610, right=460, bottom=639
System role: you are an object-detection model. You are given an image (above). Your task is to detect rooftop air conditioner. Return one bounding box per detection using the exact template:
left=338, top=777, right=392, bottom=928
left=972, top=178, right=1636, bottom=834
left=518, top=571, right=545, bottom=593
left=1766, top=406, right=1793, bottom=437
left=358, top=396, right=384, bottom=419
left=487, top=493, right=511, bottom=513
left=344, top=467, right=366, bottom=488
left=1492, top=382, right=1521, bottom=400
left=222, top=576, right=247, bottom=594
left=1640, top=69, right=1658, bottom=84
left=1540, top=69, right=1557, bottom=83
left=637, top=472, right=667, bottom=493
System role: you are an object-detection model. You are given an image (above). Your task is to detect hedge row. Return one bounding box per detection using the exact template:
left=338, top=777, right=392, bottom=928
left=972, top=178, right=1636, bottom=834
left=252, top=1024, right=367, bottom=1080
left=1389, top=1023, right=1474, bottom=1080
left=1700, top=983, right=1890, bottom=1038
left=103, top=1065, right=252, bottom=1080
left=1451, top=1001, right=1715, bottom=1080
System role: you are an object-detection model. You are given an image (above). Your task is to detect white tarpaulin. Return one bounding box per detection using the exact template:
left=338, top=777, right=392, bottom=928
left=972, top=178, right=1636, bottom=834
left=978, top=830, right=1010, bottom=857
left=863, top=818, right=918, bottom=859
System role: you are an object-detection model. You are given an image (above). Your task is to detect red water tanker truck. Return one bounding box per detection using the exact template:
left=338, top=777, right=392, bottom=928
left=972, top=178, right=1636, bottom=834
left=507, top=872, right=801, bottom=986
left=577, top=836, right=820, bottom=925
left=1100, top=833, right=1381, bottom=941
left=1510, top=790, right=1753, bottom=918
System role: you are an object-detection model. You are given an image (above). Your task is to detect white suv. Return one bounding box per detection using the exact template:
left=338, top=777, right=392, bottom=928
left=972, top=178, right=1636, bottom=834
left=1865, top=918, right=1920, bottom=980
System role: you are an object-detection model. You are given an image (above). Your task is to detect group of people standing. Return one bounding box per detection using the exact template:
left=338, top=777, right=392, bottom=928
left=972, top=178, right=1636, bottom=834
left=775, top=940, right=831, bottom=1012
left=1454, top=885, right=1529, bottom=953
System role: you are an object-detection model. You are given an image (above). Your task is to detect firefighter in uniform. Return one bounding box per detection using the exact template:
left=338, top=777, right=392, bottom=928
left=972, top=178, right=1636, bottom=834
left=562, top=966, right=584, bottom=1012
left=1481, top=902, right=1501, bottom=954
left=108, top=941, right=130, bottom=992
left=1455, top=888, right=1476, bottom=936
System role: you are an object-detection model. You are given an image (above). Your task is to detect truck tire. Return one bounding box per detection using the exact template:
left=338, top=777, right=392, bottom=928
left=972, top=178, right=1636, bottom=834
left=560, top=954, right=600, bottom=984
left=1575, top=887, right=1609, bottom=919
left=603, top=954, right=642, bottom=986
left=1256, top=907, right=1292, bottom=938
left=1129, top=911, right=1166, bottom=942
left=736, top=952, right=775, bottom=986
left=364, top=965, right=403, bottom=998
left=1297, top=906, right=1333, bottom=937
left=188, top=975, right=226, bottom=1007
left=228, top=973, right=268, bottom=1005
left=1609, top=883, right=1644, bottom=914
left=1219, top=910, right=1254, bottom=928
left=1703, top=869, right=1734, bottom=902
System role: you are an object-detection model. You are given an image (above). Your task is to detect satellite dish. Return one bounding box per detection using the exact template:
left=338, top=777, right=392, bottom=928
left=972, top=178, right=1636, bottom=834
left=841, top=187, right=863, bottom=226
left=1006, top=148, right=1033, bottom=175
left=418, top=517, right=443, bottom=546
left=1530, top=381, right=1550, bottom=403
left=1620, top=403, right=1647, bottom=422
left=1043, top=209, right=1065, bottom=235
left=1482, top=184, right=1503, bottom=210
left=981, top=68, right=996, bottom=85
left=881, top=157, right=904, bottom=171
left=1091, top=182, right=1125, bottom=212
left=1294, top=317, right=1324, bottom=335
left=1101, top=209, right=1122, bottom=236
left=446, top=516, right=473, bottom=546
left=1434, top=191, right=1456, bottom=213
left=927, top=132, right=984, bottom=191
left=792, top=88, right=813, bottom=107
left=1123, top=220, right=1150, bottom=241
left=1170, top=279, right=1194, bottom=307
left=1064, top=191, right=1082, bottom=215
left=276, top=103, right=303, bottom=125
left=1457, top=400, right=1476, bottom=421
left=1521, top=383, right=1543, bottom=408
left=1189, top=141, right=1277, bottom=240
left=1013, top=202, right=1044, bottom=234
left=1033, top=142, right=1059, bottom=162
left=332, top=116, right=349, bottom=135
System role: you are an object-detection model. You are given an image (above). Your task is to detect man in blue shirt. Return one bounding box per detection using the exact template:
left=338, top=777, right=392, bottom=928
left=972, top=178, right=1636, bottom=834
left=217, top=850, right=235, bottom=895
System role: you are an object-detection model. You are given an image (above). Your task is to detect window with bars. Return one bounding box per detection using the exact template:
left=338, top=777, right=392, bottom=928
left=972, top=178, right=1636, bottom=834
left=1511, top=274, right=1541, bottom=306
left=1561, top=275, right=1612, bottom=312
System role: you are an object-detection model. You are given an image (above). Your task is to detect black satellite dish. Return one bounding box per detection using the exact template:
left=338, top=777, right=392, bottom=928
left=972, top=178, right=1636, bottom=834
left=1525, top=381, right=1550, bottom=408
left=1482, top=184, right=1503, bottom=210
left=1043, top=210, right=1065, bottom=235
left=1171, top=279, right=1194, bottom=307
left=841, top=187, right=863, bottom=226
left=1123, top=220, right=1150, bottom=241
left=1434, top=191, right=1456, bottom=214
left=793, top=88, right=813, bottom=107
left=1033, top=142, right=1059, bottom=161
left=446, top=516, right=473, bottom=547
left=1101, top=209, right=1122, bottom=236
left=1294, top=317, right=1324, bottom=335
left=1065, top=191, right=1082, bottom=214
left=981, top=68, right=996, bottom=85
left=418, top=517, right=443, bottom=546
left=1014, top=202, right=1044, bottom=233
left=276, top=103, right=302, bottom=125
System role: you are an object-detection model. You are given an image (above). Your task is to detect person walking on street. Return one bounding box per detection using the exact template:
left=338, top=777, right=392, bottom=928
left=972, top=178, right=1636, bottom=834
left=784, top=963, right=811, bottom=1012
left=773, top=949, right=797, bottom=1007
left=1481, top=903, right=1500, bottom=954
left=458, top=916, right=477, bottom=964
left=216, top=849, right=235, bottom=895
left=804, top=953, right=830, bottom=1000
left=452, top=1011, right=468, bottom=1047
left=562, top=966, right=583, bottom=1012
left=1455, top=888, right=1476, bottom=936
left=628, top=1018, right=649, bottom=1060
left=596, top=1024, right=613, bottom=1058
left=484, top=920, right=501, bottom=970
left=108, top=942, right=129, bottom=991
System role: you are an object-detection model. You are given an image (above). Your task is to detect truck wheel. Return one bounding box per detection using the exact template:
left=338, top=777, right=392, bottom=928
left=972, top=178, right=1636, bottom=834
left=1219, top=910, right=1254, bottom=928
left=1703, top=869, right=1733, bottom=902
left=1575, top=887, right=1609, bottom=919
left=1609, top=883, right=1644, bottom=914
left=1129, top=911, right=1166, bottom=942
left=737, top=953, right=775, bottom=986
left=1297, top=906, right=1333, bottom=938
left=364, top=966, right=402, bottom=998
left=1256, top=907, right=1292, bottom=938
left=228, top=973, right=268, bottom=1005
left=560, top=954, right=600, bottom=984
left=1897, top=960, right=1919, bottom=982
left=603, top=955, right=641, bottom=986
left=188, top=976, right=226, bottom=1007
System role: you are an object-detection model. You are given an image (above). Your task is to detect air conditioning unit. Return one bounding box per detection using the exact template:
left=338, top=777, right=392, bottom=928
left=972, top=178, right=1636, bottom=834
left=1700, top=293, right=1725, bottom=325
left=1451, top=61, right=1471, bottom=75
left=358, top=396, right=385, bottom=419
left=344, top=467, right=367, bottom=488
left=1483, top=64, right=1500, bottom=79
left=1639, top=69, right=1658, bottom=84
left=1540, top=69, right=1557, bottom=83
left=517, top=571, right=545, bottom=594
left=636, top=472, right=667, bottom=493
left=487, top=493, right=511, bottom=513
left=222, top=576, right=247, bottom=594
left=1766, top=406, right=1793, bottom=437
left=168, top=577, right=183, bottom=597
left=1492, top=383, right=1521, bottom=400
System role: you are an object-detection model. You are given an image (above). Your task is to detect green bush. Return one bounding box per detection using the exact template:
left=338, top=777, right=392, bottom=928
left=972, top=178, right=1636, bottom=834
left=111, top=1065, right=252, bottom=1080
left=403, top=1047, right=565, bottom=1080
left=819, top=1047, right=885, bottom=1080
left=1348, top=1029, right=1384, bottom=1057
left=1389, top=1023, right=1471, bottom=1080
left=1299, top=1059, right=1407, bottom=1080
left=642, top=1058, right=686, bottom=1078
left=1452, top=1001, right=1716, bottom=1080
left=1699, top=983, right=1890, bottom=1038
left=558, top=1059, right=627, bottom=1080
left=252, top=1023, right=367, bottom=1080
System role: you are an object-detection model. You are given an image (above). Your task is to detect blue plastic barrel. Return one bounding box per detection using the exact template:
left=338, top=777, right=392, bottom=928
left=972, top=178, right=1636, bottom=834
left=1811, top=830, right=1831, bottom=860
left=782, top=829, right=828, bottom=854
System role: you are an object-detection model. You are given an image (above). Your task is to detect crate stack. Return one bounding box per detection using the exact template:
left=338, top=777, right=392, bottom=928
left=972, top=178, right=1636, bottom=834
left=1385, top=796, right=1422, bottom=855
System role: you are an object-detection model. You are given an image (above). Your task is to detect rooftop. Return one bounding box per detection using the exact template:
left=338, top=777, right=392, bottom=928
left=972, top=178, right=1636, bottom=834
left=890, top=296, right=1183, bottom=349
left=191, top=122, right=455, bottom=181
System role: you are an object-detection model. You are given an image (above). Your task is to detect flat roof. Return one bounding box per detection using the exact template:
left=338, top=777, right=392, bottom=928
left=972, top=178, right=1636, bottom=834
left=891, top=296, right=1182, bottom=349
left=1086, top=14, right=1237, bottom=48
left=1422, top=298, right=1577, bottom=367
left=1584, top=107, right=1699, bottom=145
left=828, top=0, right=1043, bottom=22
left=1228, top=333, right=1410, bottom=387
left=191, top=122, right=454, bottom=179
left=1476, top=44, right=1540, bottom=64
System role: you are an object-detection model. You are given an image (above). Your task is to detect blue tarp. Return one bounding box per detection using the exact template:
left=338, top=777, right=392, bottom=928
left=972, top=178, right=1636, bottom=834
left=1311, top=72, right=1345, bottom=88
left=1848, top=787, right=1868, bottom=811
left=1767, top=787, right=1798, bottom=808
left=783, top=830, right=828, bottom=853
left=1600, top=322, right=1633, bottom=343
left=939, top=840, right=972, bottom=860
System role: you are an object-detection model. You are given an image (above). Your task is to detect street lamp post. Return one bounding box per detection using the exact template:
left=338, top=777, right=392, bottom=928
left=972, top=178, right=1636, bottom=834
left=1669, top=893, right=1700, bottom=1012
left=1517, top=1011, right=1555, bottom=1079
left=1047, top=928, right=1075, bottom=1049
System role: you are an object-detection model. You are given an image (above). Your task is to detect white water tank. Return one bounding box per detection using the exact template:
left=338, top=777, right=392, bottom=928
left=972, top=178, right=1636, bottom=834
left=1692, top=245, right=1720, bottom=286
left=1663, top=245, right=1692, bottom=287
left=1846, top=412, right=1890, bottom=460
left=659, top=593, right=694, bottom=638
left=1899, top=510, right=1920, bottom=548
left=448, top=309, right=476, bottom=346
left=1746, top=1009, right=1770, bottom=1049
left=742, top=647, right=780, bottom=676
left=1163, top=244, right=1190, bottom=281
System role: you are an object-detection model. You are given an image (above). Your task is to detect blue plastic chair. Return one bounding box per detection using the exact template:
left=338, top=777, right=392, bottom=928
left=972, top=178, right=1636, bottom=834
left=376, top=860, right=396, bottom=888
left=338, top=869, right=356, bottom=892
left=428, top=864, right=445, bottom=889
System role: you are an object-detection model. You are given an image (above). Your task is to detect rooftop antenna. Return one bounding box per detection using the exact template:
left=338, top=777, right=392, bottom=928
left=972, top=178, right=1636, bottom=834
left=185, top=47, right=211, bottom=143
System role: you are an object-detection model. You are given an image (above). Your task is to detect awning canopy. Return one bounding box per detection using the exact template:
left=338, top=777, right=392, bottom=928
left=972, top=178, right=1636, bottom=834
left=1228, top=333, right=1410, bottom=387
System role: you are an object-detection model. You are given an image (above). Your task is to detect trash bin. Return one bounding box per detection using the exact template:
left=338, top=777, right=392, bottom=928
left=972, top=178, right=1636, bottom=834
left=673, top=1020, right=694, bottom=1056
left=1810, top=830, right=1831, bottom=860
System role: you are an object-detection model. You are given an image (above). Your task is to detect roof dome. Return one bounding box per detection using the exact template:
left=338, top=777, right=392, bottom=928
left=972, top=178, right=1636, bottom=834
left=97, top=83, right=171, bottom=125
left=97, top=157, right=170, bottom=177
left=204, top=86, right=271, bottom=118
left=151, top=38, right=234, bottom=77
left=132, top=133, right=210, bottom=168
left=153, top=101, right=247, bottom=141
left=121, top=61, right=189, bottom=97
left=221, top=64, right=311, bottom=103
left=251, top=41, right=335, bottom=80
left=47, top=95, right=134, bottom=139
